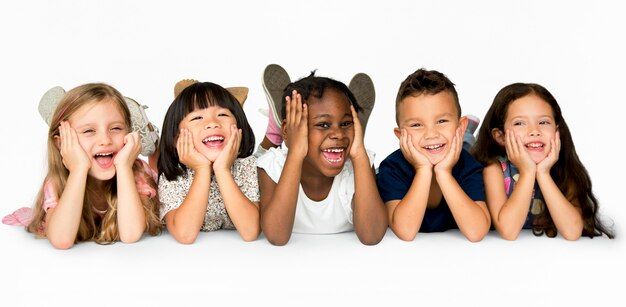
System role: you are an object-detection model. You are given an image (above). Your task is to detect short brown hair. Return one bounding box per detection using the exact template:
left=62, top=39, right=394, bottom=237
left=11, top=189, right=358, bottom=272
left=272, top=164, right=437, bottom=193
left=395, top=68, right=461, bottom=123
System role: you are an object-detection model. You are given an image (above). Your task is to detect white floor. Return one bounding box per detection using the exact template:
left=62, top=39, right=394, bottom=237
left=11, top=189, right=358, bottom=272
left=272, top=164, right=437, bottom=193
left=1, top=226, right=621, bottom=306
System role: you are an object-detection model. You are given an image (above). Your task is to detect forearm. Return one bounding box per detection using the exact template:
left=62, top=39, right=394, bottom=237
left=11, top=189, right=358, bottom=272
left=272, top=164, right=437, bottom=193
left=494, top=173, right=535, bottom=240
left=168, top=168, right=211, bottom=243
left=351, top=153, right=387, bottom=245
left=215, top=169, right=260, bottom=241
left=116, top=167, right=146, bottom=243
left=46, top=169, right=88, bottom=249
left=389, top=169, right=431, bottom=241
left=261, top=154, right=302, bottom=245
left=435, top=171, right=490, bottom=242
left=536, top=172, right=583, bottom=240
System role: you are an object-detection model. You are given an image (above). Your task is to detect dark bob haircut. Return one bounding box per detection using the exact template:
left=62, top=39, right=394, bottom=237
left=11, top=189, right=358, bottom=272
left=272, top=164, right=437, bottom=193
left=280, top=71, right=362, bottom=121
left=158, top=82, right=255, bottom=181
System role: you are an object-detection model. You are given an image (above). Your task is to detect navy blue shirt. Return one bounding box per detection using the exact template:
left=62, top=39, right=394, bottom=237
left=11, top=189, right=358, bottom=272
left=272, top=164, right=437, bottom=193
left=376, top=149, right=485, bottom=232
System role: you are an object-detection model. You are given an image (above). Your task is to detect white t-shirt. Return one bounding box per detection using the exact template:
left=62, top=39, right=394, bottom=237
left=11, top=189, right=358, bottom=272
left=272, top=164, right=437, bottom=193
left=256, top=147, right=375, bottom=234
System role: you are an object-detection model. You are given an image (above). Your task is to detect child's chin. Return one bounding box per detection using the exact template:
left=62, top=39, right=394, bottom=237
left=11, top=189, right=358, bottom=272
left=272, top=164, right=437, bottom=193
left=89, top=169, right=116, bottom=181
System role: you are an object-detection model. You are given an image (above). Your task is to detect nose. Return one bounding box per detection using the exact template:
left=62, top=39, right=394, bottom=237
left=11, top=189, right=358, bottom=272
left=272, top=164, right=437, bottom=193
left=204, top=118, right=220, bottom=130
left=98, top=131, right=113, bottom=146
left=328, top=125, right=346, bottom=140
left=529, top=123, right=541, bottom=137
left=424, top=126, right=440, bottom=139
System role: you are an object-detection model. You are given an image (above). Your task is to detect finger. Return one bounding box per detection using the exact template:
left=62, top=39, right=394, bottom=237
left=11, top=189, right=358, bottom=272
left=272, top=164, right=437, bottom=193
left=300, top=102, right=308, bottom=126
left=555, top=131, right=561, bottom=154
left=294, top=93, right=302, bottom=126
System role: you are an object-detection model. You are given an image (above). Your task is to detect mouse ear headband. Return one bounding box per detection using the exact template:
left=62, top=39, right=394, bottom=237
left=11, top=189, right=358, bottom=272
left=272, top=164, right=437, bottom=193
left=173, top=79, right=248, bottom=105
left=38, top=86, right=159, bottom=157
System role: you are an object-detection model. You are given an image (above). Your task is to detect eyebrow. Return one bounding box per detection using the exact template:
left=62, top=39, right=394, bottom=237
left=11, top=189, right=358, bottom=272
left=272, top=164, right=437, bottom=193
left=312, top=113, right=352, bottom=120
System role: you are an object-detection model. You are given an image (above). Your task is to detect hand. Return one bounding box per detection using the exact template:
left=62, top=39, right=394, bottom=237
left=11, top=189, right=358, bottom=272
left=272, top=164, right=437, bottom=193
left=537, top=131, right=560, bottom=175
left=505, top=129, right=536, bottom=175
left=176, top=128, right=211, bottom=172
left=114, top=131, right=141, bottom=169
left=284, top=90, right=308, bottom=159
left=434, top=126, right=463, bottom=174
left=213, top=125, right=241, bottom=173
left=59, top=121, right=91, bottom=173
left=349, top=105, right=367, bottom=160
left=399, top=128, right=432, bottom=171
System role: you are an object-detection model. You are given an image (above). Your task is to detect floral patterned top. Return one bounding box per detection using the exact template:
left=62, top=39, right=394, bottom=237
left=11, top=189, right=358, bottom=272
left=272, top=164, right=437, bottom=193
left=158, top=155, right=260, bottom=231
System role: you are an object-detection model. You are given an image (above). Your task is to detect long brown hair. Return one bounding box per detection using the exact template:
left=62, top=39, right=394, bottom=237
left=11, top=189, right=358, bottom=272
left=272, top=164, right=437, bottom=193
left=472, top=83, right=614, bottom=238
left=27, top=83, right=161, bottom=244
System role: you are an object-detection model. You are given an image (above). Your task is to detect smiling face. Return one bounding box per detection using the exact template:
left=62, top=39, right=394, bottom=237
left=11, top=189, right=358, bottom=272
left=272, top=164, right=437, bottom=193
left=68, top=99, right=129, bottom=181
left=394, top=91, right=464, bottom=165
left=498, top=94, right=557, bottom=163
left=300, top=89, right=355, bottom=177
left=178, top=105, right=237, bottom=162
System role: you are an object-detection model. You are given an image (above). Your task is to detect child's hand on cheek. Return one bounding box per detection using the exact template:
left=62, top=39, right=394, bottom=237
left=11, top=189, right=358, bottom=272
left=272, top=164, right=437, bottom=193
left=505, top=129, right=536, bottom=175
left=399, top=128, right=432, bottom=171
left=284, top=91, right=308, bottom=160
left=213, top=125, right=241, bottom=173
left=176, top=129, right=211, bottom=172
left=537, top=131, right=560, bottom=175
left=349, top=105, right=367, bottom=160
left=59, top=121, right=91, bottom=173
left=114, top=131, right=141, bottom=169
left=434, top=126, right=463, bottom=174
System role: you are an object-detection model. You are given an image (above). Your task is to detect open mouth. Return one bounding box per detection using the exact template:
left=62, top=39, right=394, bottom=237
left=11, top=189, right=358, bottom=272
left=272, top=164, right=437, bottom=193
left=93, top=152, right=115, bottom=169
left=422, top=143, right=446, bottom=154
left=321, top=147, right=345, bottom=165
left=202, top=135, right=225, bottom=149
left=525, top=142, right=545, bottom=152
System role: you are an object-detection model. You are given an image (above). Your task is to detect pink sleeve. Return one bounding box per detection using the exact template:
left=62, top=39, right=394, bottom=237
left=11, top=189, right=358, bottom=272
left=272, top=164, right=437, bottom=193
left=134, top=159, right=157, bottom=199
left=42, top=181, right=59, bottom=212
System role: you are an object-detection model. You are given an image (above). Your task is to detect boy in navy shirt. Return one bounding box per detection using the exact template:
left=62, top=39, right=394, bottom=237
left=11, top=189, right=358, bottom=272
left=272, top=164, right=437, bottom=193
left=377, top=69, right=490, bottom=242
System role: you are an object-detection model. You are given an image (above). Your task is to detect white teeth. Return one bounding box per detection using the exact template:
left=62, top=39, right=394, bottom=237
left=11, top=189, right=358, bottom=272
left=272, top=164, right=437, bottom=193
left=424, top=144, right=443, bottom=150
left=322, top=148, right=344, bottom=153
left=203, top=136, right=224, bottom=143
left=526, top=143, right=543, bottom=148
left=95, top=152, right=113, bottom=157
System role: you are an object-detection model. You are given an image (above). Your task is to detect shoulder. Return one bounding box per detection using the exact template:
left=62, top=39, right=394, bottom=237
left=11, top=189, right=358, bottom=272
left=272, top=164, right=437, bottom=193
left=158, top=168, right=192, bottom=189
left=378, top=149, right=412, bottom=176
left=454, top=149, right=484, bottom=173
left=256, top=147, right=288, bottom=183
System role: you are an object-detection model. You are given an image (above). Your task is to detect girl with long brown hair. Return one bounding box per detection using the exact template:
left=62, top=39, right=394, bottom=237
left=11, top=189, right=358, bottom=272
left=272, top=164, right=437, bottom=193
left=472, top=83, right=613, bottom=240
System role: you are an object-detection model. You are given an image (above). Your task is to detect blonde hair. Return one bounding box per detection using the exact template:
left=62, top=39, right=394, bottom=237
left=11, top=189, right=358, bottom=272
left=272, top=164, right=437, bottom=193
left=27, top=83, right=161, bottom=244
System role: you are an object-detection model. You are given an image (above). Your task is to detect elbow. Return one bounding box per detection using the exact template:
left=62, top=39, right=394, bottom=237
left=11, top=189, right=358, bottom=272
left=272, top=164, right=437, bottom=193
left=395, top=229, right=418, bottom=242
left=173, top=231, right=199, bottom=245
left=240, top=228, right=260, bottom=242
left=561, top=228, right=582, bottom=241
left=265, top=232, right=291, bottom=246
left=464, top=229, right=487, bottom=243
left=499, top=228, right=521, bottom=241
left=358, top=235, right=384, bottom=246
left=49, top=238, right=75, bottom=250
left=119, top=232, right=143, bottom=244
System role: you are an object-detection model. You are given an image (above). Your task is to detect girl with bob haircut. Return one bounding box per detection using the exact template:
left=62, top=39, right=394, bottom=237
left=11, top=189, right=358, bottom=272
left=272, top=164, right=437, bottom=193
left=157, top=81, right=260, bottom=243
left=472, top=83, right=613, bottom=240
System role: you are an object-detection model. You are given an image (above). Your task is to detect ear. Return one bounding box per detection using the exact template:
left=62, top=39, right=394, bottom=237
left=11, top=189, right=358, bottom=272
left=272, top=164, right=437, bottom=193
left=281, top=120, right=288, bottom=146
left=491, top=128, right=505, bottom=146
left=459, top=116, right=469, bottom=135
left=53, top=135, right=61, bottom=150
left=393, top=127, right=401, bottom=140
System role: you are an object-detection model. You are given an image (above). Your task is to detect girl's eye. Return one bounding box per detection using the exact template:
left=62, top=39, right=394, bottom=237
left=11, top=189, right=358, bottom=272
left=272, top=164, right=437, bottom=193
left=513, top=121, right=524, bottom=126
left=83, top=129, right=95, bottom=134
left=218, top=113, right=230, bottom=117
left=340, top=121, right=354, bottom=127
left=315, top=122, right=330, bottom=128
left=111, top=127, right=123, bottom=131
left=539, top=120, right=551, bottom=125
left=190, top=116, right=202, bottom=121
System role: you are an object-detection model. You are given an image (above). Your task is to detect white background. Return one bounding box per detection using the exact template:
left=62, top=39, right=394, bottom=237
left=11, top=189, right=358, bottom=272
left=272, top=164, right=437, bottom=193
left=1, top=0, right=624, bottom=306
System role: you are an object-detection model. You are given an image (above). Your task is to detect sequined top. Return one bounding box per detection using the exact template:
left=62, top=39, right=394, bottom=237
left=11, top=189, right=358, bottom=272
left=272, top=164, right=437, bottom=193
left=158, top=155, right=260, bottom=231
left=498, top=156, right=545, bottom=229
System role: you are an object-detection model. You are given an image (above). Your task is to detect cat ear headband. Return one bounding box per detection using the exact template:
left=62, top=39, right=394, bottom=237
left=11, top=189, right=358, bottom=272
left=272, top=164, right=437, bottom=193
left=37, top=86, right=159, bottom=157
left=173, top=79, right=249, bottom=105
